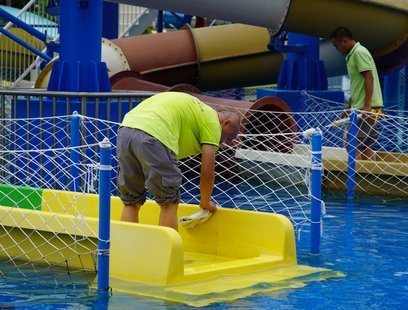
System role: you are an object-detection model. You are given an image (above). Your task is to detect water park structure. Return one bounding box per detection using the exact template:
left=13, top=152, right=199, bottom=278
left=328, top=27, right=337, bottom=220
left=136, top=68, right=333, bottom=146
left=0, top=0, right=408, bottom=306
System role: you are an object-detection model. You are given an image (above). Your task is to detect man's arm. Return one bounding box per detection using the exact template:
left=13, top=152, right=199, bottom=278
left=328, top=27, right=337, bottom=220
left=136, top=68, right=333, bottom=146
left=199, top=143, right=217, bottom=212
left=341, top=100, right=352, bottom=119
left=361, top=70, right=374, bottom=112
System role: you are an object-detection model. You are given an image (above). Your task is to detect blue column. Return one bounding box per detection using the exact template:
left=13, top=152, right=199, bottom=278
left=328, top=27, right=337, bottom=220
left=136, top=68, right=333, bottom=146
left=347, top=108, right=358, bottom=199
left=157, top=10, right=164, bottom=33
left=277, top=33, right=327, bottom=91
left=47, top=0, right=111, bottom=92
left=98, top=138, right=112, bottom=291
left=102, top=2, right=119, bottom=39
left=310, top=130, right=323, bottom=254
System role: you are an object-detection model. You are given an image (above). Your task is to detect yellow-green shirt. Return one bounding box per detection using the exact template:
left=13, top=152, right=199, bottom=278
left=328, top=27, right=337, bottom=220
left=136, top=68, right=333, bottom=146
left=121, top=92, right=221, bottom=159
left=346, top=42, right=383, bottom=109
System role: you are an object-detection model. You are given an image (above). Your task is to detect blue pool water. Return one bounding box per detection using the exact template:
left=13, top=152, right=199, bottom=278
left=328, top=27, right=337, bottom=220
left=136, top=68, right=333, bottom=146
left=1, top=193, right=408, bottom=309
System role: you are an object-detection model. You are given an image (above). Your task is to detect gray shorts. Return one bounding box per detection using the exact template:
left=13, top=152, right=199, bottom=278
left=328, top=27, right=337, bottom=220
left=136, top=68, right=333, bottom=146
left=345, top=117, right=378, bottom=151
left=116, top=127, right=182, bottom=206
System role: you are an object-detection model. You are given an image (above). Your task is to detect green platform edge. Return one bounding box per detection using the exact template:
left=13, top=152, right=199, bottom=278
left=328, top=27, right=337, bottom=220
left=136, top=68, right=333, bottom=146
left=0, top=184, right=44, bottom=210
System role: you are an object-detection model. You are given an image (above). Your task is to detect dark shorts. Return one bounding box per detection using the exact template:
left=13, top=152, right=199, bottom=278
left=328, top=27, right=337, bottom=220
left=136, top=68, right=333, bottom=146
left=116, top=127, right=182, bottom=206
left=345, top=117, right=378, bottom=151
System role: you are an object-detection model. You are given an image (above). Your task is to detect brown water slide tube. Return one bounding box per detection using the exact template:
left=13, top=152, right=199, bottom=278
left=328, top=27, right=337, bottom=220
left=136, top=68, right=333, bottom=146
left=111, top=24, right=282, bottom=92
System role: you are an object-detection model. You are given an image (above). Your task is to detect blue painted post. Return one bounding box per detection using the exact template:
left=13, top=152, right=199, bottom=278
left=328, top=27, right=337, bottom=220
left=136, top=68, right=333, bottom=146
left=70, top=112, right=81, bottom=192
left=347, top=108, right=358, bottom=199
left=98, top=138, right=112, bottom=292
left=47, top=0, right=111, bottom=92
left=102, top=2, right=119, bottom=39
left=311, top=129, right=323, bottom=254
left=157, top=10, right=164, bottom=33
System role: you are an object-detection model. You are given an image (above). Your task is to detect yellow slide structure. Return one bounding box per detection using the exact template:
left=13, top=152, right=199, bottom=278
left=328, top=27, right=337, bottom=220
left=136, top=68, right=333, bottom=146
left=0, top=186, right=342, bottom=306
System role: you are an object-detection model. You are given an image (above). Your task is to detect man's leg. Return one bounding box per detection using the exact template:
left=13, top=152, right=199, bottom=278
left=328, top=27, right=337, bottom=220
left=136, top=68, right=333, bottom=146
left=159, top=203, right=179, bottom=231
left=357, top=118, right=377, bottom=161
left=121, top=203, right=142, bottom=223
left=362, top=148, right=375, bottom=160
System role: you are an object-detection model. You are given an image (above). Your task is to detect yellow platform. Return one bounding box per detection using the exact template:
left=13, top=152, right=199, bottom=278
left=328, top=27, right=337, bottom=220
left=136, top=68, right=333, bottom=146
left=0, top=187, right=342, bottom=306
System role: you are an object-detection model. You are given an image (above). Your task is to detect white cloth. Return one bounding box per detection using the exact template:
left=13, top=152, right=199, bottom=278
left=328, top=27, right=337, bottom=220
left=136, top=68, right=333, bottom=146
left=179, top=209, right=212, bottom=230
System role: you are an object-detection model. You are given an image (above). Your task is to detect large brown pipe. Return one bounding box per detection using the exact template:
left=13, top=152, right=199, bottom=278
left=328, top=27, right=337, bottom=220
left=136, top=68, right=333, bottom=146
left=112, top=24, right=282, bottom=91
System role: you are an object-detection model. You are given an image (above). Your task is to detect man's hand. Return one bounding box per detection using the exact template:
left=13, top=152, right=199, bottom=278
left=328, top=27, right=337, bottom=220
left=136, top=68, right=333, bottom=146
left=199, top=201, right=217, bottom=213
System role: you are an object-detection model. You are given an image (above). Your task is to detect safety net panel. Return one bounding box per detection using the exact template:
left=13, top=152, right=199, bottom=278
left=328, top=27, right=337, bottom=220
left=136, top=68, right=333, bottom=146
left=301, top=91, right=408, bottom=200
left=0, top=105, right=319, bottom=285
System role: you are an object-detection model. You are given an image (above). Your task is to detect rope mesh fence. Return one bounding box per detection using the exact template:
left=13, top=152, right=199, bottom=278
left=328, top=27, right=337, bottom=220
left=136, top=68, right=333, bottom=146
left=0, top=103, right=320, bottom=286
left=0, top=89, right=407, bottom=287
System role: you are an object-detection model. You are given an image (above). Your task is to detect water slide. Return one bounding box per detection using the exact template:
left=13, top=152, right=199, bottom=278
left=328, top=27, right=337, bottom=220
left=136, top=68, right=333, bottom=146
left=106, top=0, right=408, bottom=91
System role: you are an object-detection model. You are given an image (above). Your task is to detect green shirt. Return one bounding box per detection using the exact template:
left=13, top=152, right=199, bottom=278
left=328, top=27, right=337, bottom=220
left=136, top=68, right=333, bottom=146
left=121, top=92, right=221, bottom=159
left=346, top=42, right=383, bottom=109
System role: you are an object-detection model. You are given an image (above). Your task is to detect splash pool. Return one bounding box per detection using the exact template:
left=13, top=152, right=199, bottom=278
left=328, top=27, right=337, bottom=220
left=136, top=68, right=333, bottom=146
left=0, top=193, right=407, bottom=309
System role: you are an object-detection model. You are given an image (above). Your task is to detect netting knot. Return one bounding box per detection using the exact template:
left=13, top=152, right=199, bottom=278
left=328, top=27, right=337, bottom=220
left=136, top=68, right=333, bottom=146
left=97, top=249, right=110, bottom=257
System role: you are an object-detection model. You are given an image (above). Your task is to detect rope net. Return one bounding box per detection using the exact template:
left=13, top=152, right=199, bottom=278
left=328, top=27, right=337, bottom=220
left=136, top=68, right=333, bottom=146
left=1, top=89, right=408, bottom=287
left=301, top=91, right=408, bottom=199
left=0, top=106, right=318, bottom=286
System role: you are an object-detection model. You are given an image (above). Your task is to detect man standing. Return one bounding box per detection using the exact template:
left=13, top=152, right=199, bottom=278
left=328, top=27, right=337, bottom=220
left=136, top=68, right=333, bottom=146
left=331, top=27, right=383, bottom=160
left=116, top=91, right=241, bottom=231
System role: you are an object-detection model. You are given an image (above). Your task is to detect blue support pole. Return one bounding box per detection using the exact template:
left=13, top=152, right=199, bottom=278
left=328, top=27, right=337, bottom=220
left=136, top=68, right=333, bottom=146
left=98, top=138, right=112, bottom=292
left=69, top=112, right=81, bottom=192
left=347, top=108, right=358, bottom=199
left=47, top=0, right=111, bottom=92
left=310, top=129, right=323, bottom=255
left=157, top=10, right=164, bottom=33
left=102, top=2, right=119, bottom=39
